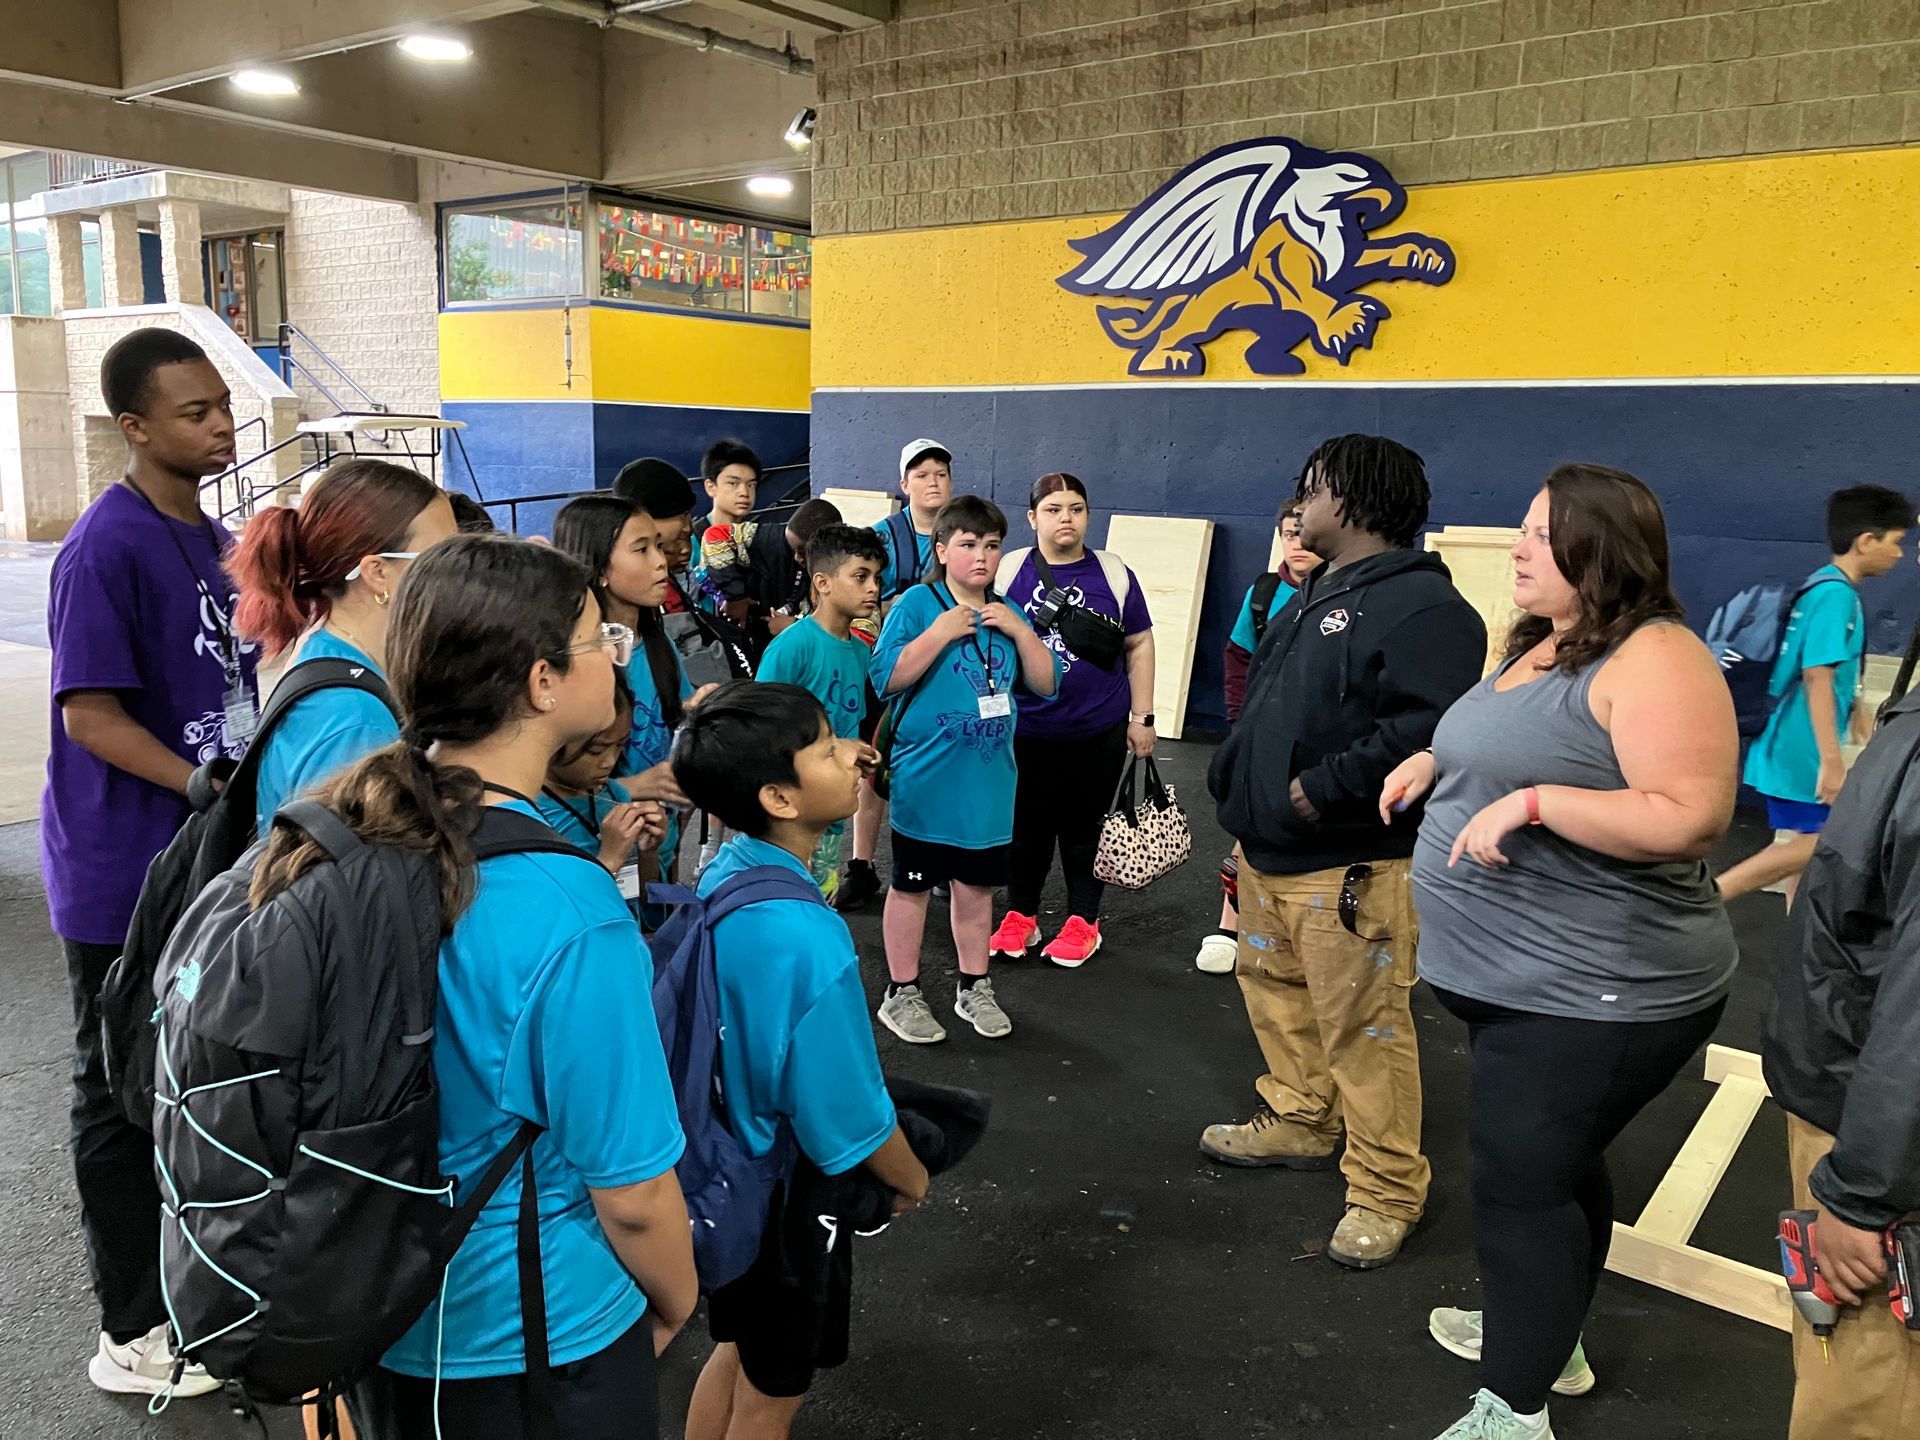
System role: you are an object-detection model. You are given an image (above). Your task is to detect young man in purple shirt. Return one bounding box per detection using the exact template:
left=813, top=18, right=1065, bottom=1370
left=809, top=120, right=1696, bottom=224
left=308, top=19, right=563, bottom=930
left=44, top=328, right=253, bottom=1399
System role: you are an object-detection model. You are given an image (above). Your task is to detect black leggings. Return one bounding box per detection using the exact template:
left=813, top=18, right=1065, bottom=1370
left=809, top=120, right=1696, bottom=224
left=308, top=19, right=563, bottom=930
left=1007, top=722, right=1128, bottom=921
left=1432, top=987, right=1727, bottom=1415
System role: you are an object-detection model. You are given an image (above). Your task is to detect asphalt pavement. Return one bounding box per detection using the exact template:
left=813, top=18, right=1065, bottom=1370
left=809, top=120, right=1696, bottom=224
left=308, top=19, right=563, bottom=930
left=0, top=740, right=1793, bottom=1440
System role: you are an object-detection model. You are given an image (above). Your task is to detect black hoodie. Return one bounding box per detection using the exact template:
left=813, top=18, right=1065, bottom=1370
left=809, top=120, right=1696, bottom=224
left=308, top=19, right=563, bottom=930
left=1763, top=687, right=1920, bottom=1231
left=1208, top=547, right=1486, bottom=875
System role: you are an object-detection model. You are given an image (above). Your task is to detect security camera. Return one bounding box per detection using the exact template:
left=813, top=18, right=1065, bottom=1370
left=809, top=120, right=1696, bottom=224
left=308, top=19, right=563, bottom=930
left=783, top=107, right=816, bottom=151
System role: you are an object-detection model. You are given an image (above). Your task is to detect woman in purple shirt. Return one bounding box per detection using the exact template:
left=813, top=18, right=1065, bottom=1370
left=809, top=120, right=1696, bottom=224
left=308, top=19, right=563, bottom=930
left=988, top=473, right=1155, bottom=967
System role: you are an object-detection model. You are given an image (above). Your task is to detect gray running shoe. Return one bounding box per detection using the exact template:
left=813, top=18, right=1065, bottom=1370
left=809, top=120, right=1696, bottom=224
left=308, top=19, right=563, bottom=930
left=878, top=983, right=947, bottom=1044
left=1428, top=1308, right=1595, bottom=1396
left=954, top=977, right=1012, bottom=1038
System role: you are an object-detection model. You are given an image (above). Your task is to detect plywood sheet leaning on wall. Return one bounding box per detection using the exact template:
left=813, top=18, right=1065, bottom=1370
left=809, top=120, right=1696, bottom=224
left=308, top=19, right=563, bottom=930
left=1425, top=527, right=1521, bottom=676
left=1105, top=514, right=1214, bottom=740
left=819, top=487, right=897, bottom=529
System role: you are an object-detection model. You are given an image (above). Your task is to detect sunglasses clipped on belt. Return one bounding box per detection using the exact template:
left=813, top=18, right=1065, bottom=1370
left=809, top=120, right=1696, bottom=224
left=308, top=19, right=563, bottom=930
left=1339, top=862, right=1386, bottom=943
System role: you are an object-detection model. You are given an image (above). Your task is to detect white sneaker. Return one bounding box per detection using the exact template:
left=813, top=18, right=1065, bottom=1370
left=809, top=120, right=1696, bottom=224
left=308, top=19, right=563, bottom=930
left=89, top=1325, right=221, bottom=1398
left=1195, top=932, right=1237, bottom=974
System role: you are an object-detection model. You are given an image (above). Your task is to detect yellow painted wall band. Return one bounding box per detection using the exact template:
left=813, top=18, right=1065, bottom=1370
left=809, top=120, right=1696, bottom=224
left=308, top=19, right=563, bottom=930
left=439, top=305, right=810, bottom=410
left=814, top=147, right=1920, bottom=389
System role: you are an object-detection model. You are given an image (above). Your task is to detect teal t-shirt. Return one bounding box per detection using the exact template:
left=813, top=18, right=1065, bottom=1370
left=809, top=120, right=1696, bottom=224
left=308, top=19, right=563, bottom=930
left=699, top=836, right=896, bottom=1171
left=870, top=582, right=1059, bottom=849
left=253, top=629, right=397, bottom=832
left=1228, top=577, right=1299, bottom=652
left=874, top=515, right=935, bottom=601
left=536, top=779, right=634, bottom=857
left=385, top=801, right=682, bottom=1379
left=1743, top=565, right=1865, bottom=804
left=756, top=616, right=870, bottom=739
left=621, top=640, right=695, bottom=874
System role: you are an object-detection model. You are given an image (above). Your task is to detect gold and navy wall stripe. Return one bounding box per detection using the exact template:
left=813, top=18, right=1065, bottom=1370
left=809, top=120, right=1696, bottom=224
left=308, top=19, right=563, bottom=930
left=440, top=304, right=812, bottom=532
left=811, top=146, right=1920, bottom=731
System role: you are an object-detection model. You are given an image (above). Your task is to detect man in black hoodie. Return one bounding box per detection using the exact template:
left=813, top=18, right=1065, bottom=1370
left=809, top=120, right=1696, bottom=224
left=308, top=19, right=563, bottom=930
left=1204, top=434, right=1485, bottom=1270
left=1763, top=685, right=1920, bottom=1439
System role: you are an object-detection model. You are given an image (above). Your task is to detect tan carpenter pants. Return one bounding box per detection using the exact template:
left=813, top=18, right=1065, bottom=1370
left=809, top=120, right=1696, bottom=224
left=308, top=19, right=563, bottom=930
left=1235, top=857, right=1430, bottom=1223
left=1788, top=1115, right=1920, bottom=1440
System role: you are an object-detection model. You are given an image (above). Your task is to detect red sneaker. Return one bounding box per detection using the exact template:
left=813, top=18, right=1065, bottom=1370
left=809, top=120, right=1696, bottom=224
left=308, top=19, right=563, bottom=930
left=1043, top=916, right=1102, bottom=968
left=989, top=911, right=1040, bottom=958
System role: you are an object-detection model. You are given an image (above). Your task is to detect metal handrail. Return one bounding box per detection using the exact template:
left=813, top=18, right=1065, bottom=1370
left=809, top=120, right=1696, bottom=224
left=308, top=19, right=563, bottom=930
left=474, top=459, right=812, bottom=534
left=278, top=323, right=386, bottom=414
left=218, top=455, right=333, bottom=524
left=48, top=154, right=155, bottom=189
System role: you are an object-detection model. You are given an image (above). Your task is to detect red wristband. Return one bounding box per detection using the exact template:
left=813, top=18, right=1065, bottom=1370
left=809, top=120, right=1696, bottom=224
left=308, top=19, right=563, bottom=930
left=1524, top=786, right=1542, bottom=825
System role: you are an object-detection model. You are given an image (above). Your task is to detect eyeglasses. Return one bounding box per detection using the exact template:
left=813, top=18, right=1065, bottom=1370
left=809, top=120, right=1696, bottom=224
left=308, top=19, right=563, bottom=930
left=344, top=552, right=421, bottom=582
left=1339, top=862, right=1385, bottom=942
left=554, top=621, right=634, bottom=668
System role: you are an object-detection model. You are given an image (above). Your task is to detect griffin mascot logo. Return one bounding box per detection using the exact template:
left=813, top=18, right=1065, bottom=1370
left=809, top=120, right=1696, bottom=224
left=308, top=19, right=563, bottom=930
left=1058, top=138, right=1455, bottom=377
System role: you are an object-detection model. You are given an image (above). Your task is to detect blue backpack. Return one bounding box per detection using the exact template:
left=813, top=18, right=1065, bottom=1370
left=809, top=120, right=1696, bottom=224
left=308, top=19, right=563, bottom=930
left=648, top=867, right=821, bottom=1291
left=1704, top=574, right=1850, bottom=738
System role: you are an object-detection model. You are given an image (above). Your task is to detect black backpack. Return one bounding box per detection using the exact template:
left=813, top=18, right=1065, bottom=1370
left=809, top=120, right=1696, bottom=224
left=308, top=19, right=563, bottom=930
left=151, top=799, right=594, bottom=1420
left=99, top=657, right=396, bottom=1130
left=1248, top=571, right=1287, bottom=646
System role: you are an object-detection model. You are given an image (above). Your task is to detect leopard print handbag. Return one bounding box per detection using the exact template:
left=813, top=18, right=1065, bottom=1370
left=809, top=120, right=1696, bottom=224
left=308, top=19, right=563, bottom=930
left=1094, top=753, right=1193, bottom=890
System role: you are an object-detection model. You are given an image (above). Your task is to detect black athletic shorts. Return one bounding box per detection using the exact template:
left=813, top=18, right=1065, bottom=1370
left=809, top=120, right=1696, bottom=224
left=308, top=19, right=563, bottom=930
left=707, top=1204, right=853, bottom=1398
left=889, top=830, right=1010, bottom=893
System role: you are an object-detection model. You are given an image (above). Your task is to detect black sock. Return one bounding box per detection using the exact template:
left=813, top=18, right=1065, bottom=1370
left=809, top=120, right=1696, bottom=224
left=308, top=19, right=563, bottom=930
left=849, top=858, right=875, bottom=875
left=885, top=978, right=919, bottom=998
left=107, top=1327, right=150, bottom=1347
left=958, top=973, right=985, bottom=991
left=1216, top=926, right=1237, bottom=940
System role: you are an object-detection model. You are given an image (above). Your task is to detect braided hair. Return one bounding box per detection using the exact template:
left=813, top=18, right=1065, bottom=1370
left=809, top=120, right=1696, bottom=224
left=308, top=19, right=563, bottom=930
left=1295, top=434, right=1431, bottom=548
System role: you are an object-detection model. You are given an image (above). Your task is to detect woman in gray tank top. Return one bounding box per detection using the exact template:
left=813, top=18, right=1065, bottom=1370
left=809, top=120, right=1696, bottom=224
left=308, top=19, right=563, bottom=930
left=1378, top=465, right=1740, bottom=1440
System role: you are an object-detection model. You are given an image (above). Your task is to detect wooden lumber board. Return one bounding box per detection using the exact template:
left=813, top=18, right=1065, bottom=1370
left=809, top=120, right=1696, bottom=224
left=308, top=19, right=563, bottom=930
left=1606, top=1223, right=1793, bottom=1332
left=1104, top=514, right=1214, bottom=740
left=819, top=487, right=897, bottom=529
left=1704, top=1044, right=1768, bottom=1089
left=1631, top=1075, right=1770, bottom=1244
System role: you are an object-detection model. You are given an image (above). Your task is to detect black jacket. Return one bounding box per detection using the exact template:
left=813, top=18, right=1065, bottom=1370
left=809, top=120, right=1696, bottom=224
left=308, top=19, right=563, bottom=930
left=1209, top=547, right=1486, bottom=875
left=1763, top=689, right=1920, bottom=1230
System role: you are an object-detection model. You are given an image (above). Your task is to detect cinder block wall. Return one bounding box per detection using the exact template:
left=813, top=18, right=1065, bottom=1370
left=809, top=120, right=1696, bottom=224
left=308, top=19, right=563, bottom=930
left=814, top=0, right=1920, bottom=235
left=282, top=192, right=441, bottom=421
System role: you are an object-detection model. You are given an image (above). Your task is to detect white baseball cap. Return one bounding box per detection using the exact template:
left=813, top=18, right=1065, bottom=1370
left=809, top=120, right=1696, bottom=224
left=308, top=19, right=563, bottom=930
left=899, top=438, right=952, bottom=480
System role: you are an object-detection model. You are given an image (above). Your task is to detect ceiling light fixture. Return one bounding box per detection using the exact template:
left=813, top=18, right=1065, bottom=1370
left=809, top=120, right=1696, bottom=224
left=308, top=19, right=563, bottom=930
left=747, top=175, right=796, bottom=199
left=783, top=107, right=817, bottom=151
left=397, top=34, right=473, bottom=63
left=231, top=68, right=300, bottom=97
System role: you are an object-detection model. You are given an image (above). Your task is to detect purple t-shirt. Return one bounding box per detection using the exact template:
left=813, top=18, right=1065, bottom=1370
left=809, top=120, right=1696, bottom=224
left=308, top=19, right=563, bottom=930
left=42, top=483, right=256, bottom=945
left=1007, top=550, right=1151, bottom=741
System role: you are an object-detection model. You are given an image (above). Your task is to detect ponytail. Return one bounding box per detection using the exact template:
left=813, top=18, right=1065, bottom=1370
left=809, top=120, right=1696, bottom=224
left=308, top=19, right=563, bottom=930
left=226, top=458, right=441, bottom=658
left=227, top=507, right=307, bottom=656
left=635, top=608, right=684, bottom=729
left=250, top=742, right=485, bottom=931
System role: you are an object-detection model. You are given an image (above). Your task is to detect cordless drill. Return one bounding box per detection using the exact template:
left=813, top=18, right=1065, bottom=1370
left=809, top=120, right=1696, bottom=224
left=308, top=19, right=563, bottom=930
left=1779, top=1209, right=1842, bottom=1359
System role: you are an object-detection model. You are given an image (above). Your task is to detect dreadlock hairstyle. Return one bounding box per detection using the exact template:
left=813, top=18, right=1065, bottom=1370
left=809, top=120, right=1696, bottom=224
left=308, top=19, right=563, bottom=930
left=1503, top=463, right=1684, bottom=676
left=1294, top=434, right=1431, bottom=548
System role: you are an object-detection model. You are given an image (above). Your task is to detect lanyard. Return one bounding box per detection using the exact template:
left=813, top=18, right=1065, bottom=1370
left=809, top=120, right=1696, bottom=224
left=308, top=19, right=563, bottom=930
left=936, top=582, right=1000, bottom=695
left=121, top=478, right=243, bottom=684
left=483, top=781, right=543, bottom=810
left=540, top=785, right=600, bottom=839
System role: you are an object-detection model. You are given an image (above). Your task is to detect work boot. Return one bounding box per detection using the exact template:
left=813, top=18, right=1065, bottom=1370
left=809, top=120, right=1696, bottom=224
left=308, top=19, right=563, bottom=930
left=1198, top=1106, right=1337, bottom=1169
left=1427, top=1309, right=1596, bottom=1396
left=1328, top=1205, right=1414, bottom=1269
left=1432, top=1389, right=1554, bottom=1439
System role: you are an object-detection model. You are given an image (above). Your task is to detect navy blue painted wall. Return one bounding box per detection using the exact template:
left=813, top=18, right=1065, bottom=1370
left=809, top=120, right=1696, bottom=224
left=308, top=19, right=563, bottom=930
left=445, top=401, right=811, bottom=535
left=139, top=233, right=165, bottom=305
left=813, top=382, right=1920, bottom=733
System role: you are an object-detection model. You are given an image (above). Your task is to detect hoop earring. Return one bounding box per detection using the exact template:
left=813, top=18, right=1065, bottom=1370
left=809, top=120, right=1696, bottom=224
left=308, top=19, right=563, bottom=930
left=376, top=591, right=390, bottom=608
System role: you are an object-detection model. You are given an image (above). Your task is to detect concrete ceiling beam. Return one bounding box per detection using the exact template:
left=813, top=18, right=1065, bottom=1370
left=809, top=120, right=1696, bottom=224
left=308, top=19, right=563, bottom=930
left=115, top=0, right=526, bottom=98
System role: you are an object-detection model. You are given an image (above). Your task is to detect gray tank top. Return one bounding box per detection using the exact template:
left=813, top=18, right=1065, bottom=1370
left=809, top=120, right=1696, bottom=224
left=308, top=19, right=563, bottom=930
left=1412, top=645, right=1737, bottom=1022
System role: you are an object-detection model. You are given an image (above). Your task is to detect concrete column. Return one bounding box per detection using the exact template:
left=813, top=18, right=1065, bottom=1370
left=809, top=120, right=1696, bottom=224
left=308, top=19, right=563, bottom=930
left=0, top=317, right=81, bottom=540
left=44, top=217, right=89, bottom=315
left=98, top=209, right=144, bottom=307
left=157, top=198, right=205, bottom=307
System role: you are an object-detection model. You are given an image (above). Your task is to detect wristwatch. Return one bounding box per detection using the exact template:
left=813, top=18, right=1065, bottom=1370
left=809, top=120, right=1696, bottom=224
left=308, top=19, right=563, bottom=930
left=1130, top=713, right=1155, bottom=725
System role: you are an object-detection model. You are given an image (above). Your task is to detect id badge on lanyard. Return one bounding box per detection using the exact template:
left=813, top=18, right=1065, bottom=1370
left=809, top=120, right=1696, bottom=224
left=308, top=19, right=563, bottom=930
left=223, top=678, right=258, bottom=743
left=972, top=623, right=1011, bottom=718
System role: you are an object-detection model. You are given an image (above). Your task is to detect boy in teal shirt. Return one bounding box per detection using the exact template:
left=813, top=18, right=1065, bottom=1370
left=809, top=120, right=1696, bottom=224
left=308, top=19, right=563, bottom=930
left=755, top=524, right=886, bottom=897
left=869, top=496, right=1061, bottom=1044
left=671, top=681, right=930, bottom=1439
left=1721, top=484, right=1913, bottom=903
